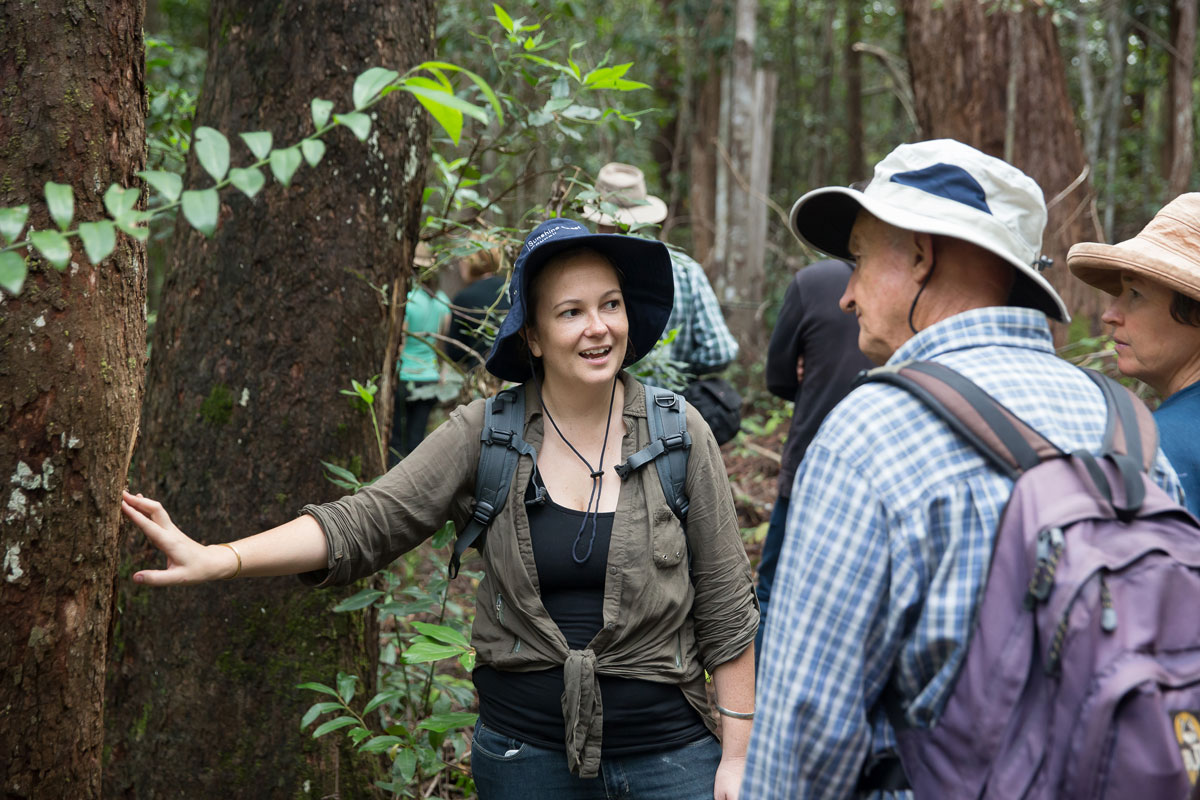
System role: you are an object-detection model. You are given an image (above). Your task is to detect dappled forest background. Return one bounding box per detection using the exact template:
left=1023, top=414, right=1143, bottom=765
left=1, top=0, right=1196, bottom=797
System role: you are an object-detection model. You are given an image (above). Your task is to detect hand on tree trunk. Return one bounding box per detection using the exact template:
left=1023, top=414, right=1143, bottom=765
left=122, top=491, right=237, bottom=585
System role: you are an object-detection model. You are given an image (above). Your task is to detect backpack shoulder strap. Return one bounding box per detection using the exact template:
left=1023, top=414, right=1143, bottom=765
left=613, top=385, right=691, bottom=523
left=450, top=387, right=534, bottom=578
left=856, top=361, right=1063, bottom=480
left=1082, top=370, right=1157, bottom=519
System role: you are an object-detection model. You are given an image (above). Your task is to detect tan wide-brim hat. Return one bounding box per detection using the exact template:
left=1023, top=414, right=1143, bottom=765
left=1068, top=192, right=1200, bottom=302
left=581, top=162, right=669, bottom=226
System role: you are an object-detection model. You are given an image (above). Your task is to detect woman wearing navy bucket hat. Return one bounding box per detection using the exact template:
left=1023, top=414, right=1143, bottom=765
left=122, top=218, right=759, bottom=799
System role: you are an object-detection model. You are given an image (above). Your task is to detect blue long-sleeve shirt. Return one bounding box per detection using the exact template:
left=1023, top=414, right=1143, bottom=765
left=743, top=307, right=1183, bottom=799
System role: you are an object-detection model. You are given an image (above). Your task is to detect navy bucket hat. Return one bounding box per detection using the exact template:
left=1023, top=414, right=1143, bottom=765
left=485, top=217, right=675, bottom=383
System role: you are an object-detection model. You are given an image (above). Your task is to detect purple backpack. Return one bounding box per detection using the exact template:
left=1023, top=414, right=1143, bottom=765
left=861, top=361, right=1200, bottom=800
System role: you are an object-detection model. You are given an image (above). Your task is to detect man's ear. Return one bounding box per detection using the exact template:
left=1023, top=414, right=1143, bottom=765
left=911, top=232, right=936, bottom=283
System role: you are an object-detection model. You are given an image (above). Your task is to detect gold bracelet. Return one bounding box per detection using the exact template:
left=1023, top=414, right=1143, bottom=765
left=715, top=704, right=755, bottom=720
left=217, top=542, right=243, bottom=580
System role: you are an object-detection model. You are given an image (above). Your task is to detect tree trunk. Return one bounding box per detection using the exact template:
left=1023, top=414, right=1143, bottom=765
left=901, top=0, right=1107, bottom=336
left=1163, top=0, right=1196, bottom=199
left=808, top=0, right=838, bottom=188
left=844, top=0, right=866, bottom=182
left=1099, top=0, right=1128, bottom=240
left=0, top=3, right=146, bottom=798
left=104, top=3, right=432, bottom=798
left=687, top=0, right=724, bottom=269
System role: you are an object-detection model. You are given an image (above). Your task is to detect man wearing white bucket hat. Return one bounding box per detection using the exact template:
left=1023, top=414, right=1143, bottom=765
left=583, top=163, right=740, bottom=377
left=742, top=140, right=1183, bottom=798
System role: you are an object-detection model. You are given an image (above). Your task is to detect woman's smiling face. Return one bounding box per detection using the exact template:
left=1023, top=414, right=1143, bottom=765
left=525, top=249, right=629, bottom=390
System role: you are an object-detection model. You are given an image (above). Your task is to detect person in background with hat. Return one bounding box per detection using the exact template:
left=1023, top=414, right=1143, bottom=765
left=390, top=242, right=452, bottom=465
left=1069, top=193, right=1200, bottom=517
left=122, top=217, right=758, bottom=800
left=741, top=140, right=1183, bottom=797
left=443, top=234, right=512, bottom=368
left=583, top=162, right=740, bottom=380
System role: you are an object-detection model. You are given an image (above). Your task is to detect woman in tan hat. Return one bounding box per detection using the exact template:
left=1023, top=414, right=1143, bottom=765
left=1068, top=192, right=1200, bottom=516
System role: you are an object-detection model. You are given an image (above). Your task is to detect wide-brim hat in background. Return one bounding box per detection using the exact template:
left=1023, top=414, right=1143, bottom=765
left=485, top=217, right=674, bottom=383
left=580, top=162, right=669, bottom=227
left=413, top=241, right=435, bottom=268
left=1067, top=192, right=1200, bottom=303
left=788, top=138, right=1070, bottom=323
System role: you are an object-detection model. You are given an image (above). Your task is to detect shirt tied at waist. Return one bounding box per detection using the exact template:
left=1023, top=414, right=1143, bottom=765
left=562, top=648, right=604, bottom=778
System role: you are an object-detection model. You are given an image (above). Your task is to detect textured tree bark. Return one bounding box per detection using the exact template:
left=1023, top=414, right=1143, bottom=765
left=104, top=2, right=431, bottom=797
left=843, top=0, right=865, bottom=182
left=1163, top=0, right=1196, bottom=200
left=0, top=3, right=147, bottom=798
left=901, top=0, right=1107, bottom=335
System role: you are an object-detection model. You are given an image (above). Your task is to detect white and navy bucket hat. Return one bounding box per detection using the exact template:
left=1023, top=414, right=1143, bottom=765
left=485, top=218, right=674, bottom=383
left=789, top=138, right=1069, bottom=322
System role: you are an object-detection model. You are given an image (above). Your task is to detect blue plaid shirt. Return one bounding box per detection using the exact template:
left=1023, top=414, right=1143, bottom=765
left=742, top=307, right=1182, bottom=799
left=661, top=250, right=739, bottom=373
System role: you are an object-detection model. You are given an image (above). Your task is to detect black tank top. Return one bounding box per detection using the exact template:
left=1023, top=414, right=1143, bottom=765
left=473, top=474, right=709, bottom=754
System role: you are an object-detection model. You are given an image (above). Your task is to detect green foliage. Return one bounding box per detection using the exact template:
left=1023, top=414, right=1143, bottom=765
left=199, top=383, right=235, bottom=426
left=300, top=538, right=482, bottom=798
left=0, top=59, right=504, bottom=297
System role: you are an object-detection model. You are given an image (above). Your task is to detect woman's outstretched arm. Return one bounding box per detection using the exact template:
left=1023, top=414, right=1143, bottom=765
left=121, top=491, right=328, bottom=586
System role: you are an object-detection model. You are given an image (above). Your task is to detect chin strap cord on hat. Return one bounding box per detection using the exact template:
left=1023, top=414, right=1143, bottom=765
left=908, top=258, right=937, bottom=335
left=532, top=365, right=620, bottom=565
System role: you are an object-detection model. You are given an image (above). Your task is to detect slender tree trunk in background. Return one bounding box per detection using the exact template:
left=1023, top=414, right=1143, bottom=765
left=1163, top=0, right=1196, bottom=199
left=1074, top=0, right=1099, bottom=163
left=103, top=2, right=432, bottom=797
left=687, top=2, right=725, bottom=267
left=0, top=4, right=146, bottom=798
left=712, top=0, right=776, bottom=363
left=808, top=0, right=838, bottom=188
left=901, top=0, right=1107, bottom=336
left=844, top=0, right=866, bottom=182
left=1099, top=1, right=1127, bottom=241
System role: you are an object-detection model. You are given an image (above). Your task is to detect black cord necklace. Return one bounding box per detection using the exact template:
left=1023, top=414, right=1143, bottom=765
left=533, top=371, right=620, bottom=564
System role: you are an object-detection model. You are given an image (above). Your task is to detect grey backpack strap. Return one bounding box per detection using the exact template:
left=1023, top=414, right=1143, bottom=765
left=613, top=385, right=691, bottom=523
left=450, top=388, right=534, bottom=578
left=1084, top=370, right=1156, bottom=519
left=856, top=361, right=1063, bottom=481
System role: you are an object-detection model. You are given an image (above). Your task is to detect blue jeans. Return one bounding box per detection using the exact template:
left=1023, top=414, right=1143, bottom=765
left=470, top=721, right=722, bottom=800
left=754, top=494, right=790, bottom=668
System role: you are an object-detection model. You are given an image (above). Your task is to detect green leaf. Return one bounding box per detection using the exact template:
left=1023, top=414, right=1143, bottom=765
left=348, top=726, right=372, bottom=745
left=493, top=3, right=514, bottom=32
left=416, top=712, right=478, bottom=733
left=311, top=98, right=334, bottom=129
left=269, top=146, right=303, bottom=187
left=29, top=229, right=71, bottom=270
left=44, top=182, right=74, bottom=231
left=402, top=640, right=467, bottom=664
left=0, top=251, right=27, bottom=295
left=319, top=460, right=359, bottom=483
left=458, top=650, right=476, bottom=672
left=301, top=139, right=326, bottom=168
left=194, top=126, right=231, bottom=182
left=239, top=131, right=273, bottom=160
left=359, top=734, right=405, bottom=754
left=331, top=588, right=384, bottom=613
left=137, top=170, right=183, bottom=203
left=181, top=189, right=219, bottom=237
left=337, top=672, right=357, bottom=704
left=416, top=61, right=504, bottom=124
left=561, top=104, right=601, bottom=121
left=228, top=167, right=265, bottom=199
left=411, top=621, right=469, bottom=649
left=333, top=112, right=371, bottom=142
left=431, top=521, right=454, bottom=549
left=116, top=214, right=151, bottom=242
left=394, top=748, right=417, bottom=783
left=0, top=205, right=30, bottom=245
left=103, top=185, right=139, bottom=221
left=353, top=67, right=400, bottom=111
left=77, top=221, right=116, bottom=264
left=300, top=701, right=344, bottom=730
left=312, top=715, right=358, bottom=738
left=296, top=681, right=341, bottom=698
left=363, top=690, right=402, bottom=715
left=550, top=75, right=571, bottom=99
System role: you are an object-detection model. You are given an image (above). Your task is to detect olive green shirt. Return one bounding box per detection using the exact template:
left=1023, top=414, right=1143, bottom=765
left=299, top=372, right=759, bottom=777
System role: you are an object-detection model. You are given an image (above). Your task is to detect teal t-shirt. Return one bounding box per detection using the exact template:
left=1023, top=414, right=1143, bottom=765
left=399, top=287, right=451, bottom=382
left=1155, top=380, right=1200, bottom=518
